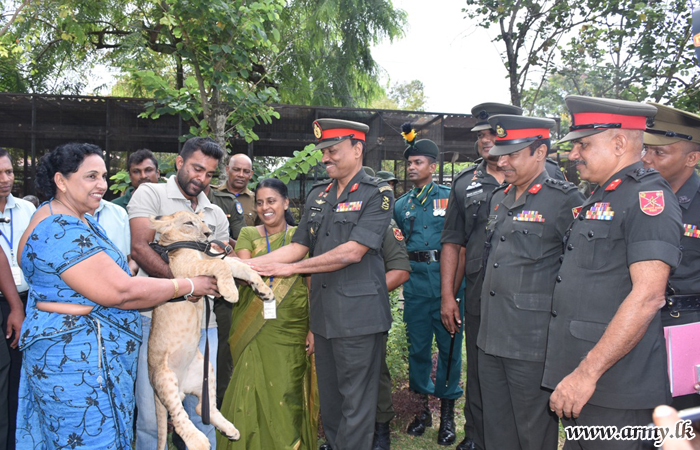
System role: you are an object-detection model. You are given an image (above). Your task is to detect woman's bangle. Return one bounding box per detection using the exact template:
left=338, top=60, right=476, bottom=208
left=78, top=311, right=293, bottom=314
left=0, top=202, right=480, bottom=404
left=171, top=279, right=179, bottom=299
left=184, top=278, right=195, bottom=300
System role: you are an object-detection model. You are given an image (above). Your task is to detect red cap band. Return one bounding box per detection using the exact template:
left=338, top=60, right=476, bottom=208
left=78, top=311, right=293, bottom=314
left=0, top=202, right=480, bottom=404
left=321, top=128, right=366, bottom=141
left=497, top=128, right=550, bottom=141
left=572, top=112, right=647, bottom=130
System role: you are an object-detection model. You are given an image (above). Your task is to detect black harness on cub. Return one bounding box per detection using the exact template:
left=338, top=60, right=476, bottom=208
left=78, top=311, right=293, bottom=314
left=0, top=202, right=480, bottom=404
left=148, top=238, right=232, bottom=425
left=149, top=239, right=232, bottom=264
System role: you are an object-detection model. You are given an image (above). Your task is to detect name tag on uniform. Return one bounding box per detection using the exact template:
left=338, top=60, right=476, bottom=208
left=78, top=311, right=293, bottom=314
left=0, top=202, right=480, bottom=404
left=336, top=201, right=362, bottom=212
left=466, top=189, right=483, bottom=198
left=585, top=202, right=614, bottom=220
left=263, top=299, right=277, bottom=319
left=684, top=223, right=700, bottom=238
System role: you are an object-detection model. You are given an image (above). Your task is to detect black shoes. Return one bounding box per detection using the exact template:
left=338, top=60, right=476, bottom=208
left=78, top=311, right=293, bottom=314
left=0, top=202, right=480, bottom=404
left=372, top=421, right=391, bottom=450
left=456, top=436, right=477, bottom=450
left=406, top=395, right=432, bottom=436
left=437, top=398, right=456, bottom=446
left=319, top=442, right=332, bottom=450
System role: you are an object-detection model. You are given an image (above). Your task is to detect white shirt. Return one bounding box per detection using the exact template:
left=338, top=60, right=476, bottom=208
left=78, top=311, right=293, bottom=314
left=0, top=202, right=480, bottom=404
left=0, top=195, right=36, bottom=293
left=88, top=200, right=131, bottom=258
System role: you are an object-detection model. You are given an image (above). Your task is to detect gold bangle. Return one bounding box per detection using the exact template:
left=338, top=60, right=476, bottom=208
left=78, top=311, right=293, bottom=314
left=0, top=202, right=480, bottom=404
left=171, top=279, right=179, bottom=299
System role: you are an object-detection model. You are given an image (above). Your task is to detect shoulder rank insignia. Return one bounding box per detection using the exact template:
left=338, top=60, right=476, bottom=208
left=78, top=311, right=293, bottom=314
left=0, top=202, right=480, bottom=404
left=236, top=203, right=243, bottom=214
left=514, top=210, right=544, bottom=222
left=379, top=185, right=392, bottom=193
left=684, top=224, right=700, bottom=238
left=572, top=206, right=582, bottom=219
left=528, top=183, right=542, bottom=194
left=639, top=190, right=664, bottom=216
left=350, top=183, right=359, bottom=193
left=337, top=201, right=362, bottom=212
left=605, top=179, right=622, bottom=191
left=433, top=198, right=448, bottom=216
left=585, top=202, right=614, bottom=220
left=393, top=228, right=404, bottom=241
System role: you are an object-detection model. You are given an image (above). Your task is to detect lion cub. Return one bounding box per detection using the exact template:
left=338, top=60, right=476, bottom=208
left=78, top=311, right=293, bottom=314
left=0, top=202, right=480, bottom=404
left=148, top=211, right=274, bottom=450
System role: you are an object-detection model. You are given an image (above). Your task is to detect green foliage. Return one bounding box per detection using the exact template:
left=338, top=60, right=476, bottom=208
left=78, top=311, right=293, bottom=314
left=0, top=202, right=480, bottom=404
left=274, top=0, right=407, bottom=107
left=467, top=0, right=699, bottom=111
left=371, top=79, right=428, bottom=111
left=251, top=143, right=323, bottom=187
left=386, top=289, right=409, bottom=382
left=108, top=171, right=131, bottom=194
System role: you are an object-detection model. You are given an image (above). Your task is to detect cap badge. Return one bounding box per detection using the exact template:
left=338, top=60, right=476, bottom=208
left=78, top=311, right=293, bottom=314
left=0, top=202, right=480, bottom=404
left=313, top=121, right=322, bottom=139
left=478, top=110, right=489, bottom=120
left=496, top=124, right=507, bottom=138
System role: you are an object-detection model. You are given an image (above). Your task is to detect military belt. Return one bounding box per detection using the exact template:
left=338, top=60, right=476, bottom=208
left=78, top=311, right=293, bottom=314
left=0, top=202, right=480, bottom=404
left=663, top=294, right=700, bottom=318
left=408, top=250, right=441, bottom=263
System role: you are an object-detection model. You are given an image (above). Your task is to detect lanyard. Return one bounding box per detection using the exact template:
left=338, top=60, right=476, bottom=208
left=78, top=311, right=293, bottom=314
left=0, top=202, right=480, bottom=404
left=0, top=209, right=13, bottom=259
left=264, top=223, right=287, bottom=288
left=95, top=210, right=101, bottom=223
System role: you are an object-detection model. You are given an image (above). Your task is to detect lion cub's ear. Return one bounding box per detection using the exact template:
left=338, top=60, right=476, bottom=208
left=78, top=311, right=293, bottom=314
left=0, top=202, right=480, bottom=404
left=197, top=211, right=205, bottom=219
left=150, top=215, right=171, bottom=231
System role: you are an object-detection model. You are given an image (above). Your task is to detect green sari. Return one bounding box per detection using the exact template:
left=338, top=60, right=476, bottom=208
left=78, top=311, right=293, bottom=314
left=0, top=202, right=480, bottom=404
left=217, top=226, right=319, bottom=450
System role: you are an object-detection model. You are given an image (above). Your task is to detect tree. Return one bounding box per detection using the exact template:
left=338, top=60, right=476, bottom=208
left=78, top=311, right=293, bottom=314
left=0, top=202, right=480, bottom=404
left=522, top=0, right=700, bottom=117
left=464, top=0, right=607, bottom=107
left=274, top=0, right=406, bottom=107
left=370, top=79, right=429, bottom=111
left=469, top=0, right=700, bottom=113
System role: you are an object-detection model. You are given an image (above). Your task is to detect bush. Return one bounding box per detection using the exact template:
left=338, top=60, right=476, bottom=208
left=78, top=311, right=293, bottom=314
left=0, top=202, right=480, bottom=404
left=386, top=289, right=409, bottom=383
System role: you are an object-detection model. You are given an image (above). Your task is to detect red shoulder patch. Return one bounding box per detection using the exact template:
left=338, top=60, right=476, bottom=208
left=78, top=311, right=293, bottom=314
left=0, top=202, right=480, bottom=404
left=393, top=228, right=404, bottom=241
left=639, top=190, right=665, bottom=216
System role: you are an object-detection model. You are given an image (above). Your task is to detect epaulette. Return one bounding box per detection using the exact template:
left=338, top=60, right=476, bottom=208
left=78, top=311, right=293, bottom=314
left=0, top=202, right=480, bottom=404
left=396, top=191, right=411, bottom=201
left=627, top=167, right=657, bottom=181
left=544, top=177, right=578, bottom=192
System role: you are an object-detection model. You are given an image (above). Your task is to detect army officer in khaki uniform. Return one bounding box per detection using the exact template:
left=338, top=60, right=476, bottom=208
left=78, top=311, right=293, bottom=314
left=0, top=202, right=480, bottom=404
left=250, top=119, right=393, bottom=450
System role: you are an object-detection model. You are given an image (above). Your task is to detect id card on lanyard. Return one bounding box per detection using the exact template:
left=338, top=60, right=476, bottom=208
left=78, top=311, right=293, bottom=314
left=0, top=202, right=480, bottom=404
left=0, top=209, right=22, bottom=286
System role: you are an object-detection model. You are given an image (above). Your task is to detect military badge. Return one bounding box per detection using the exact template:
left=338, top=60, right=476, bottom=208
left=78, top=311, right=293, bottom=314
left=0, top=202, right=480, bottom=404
left=315, top=199, right=325, bottom=205
left=679, top=195, right=691, bottom=204
left=496, top=124, right=507, bottom=138
left=236, top=203, right=243, bottom=215
left=350, top=183, right=359, bottom=193
left=382, top=195, right=391, bottom=211
left=684, top=224, right=700, bottom=238
left=639, top=191, right=665, bottom=216
left=336, top=201, right=362, bottom=212
left=528, top=183, right=542, bottom=194
left=393, top=228, right=404, bottom=241
left=433, top=198, right=448, bottom=216
left=514, top=210, right=545, bottom=222
left=585, top=202, right=614, bottom=220
left=467, top=181, right=482, bottom=190
left=313, top=121, right=323, bottom=139
left=572, top=206, right=582, bottom=219
left=605, top=179, right=622, bottom=191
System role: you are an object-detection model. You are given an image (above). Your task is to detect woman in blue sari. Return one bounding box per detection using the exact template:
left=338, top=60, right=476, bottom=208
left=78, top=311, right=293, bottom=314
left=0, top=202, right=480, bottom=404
left=15, top=143, right=220, bottom=449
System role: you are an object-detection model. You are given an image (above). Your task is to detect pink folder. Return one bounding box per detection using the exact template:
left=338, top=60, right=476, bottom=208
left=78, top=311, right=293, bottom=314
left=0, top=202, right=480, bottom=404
left=664, top=322, right=700, bottom=397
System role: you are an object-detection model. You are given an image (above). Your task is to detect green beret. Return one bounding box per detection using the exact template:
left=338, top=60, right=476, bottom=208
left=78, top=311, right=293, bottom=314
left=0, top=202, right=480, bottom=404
left=403, top=139, right=439, bottom=160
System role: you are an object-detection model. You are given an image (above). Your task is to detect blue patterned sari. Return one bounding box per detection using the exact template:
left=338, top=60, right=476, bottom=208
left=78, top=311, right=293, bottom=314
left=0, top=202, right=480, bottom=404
left=16, top=212, right=142, bottom=449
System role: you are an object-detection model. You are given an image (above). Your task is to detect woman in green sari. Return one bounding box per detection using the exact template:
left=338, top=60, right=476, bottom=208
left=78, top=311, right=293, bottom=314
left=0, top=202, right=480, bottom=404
left=218, top=178, right=318, bottom=450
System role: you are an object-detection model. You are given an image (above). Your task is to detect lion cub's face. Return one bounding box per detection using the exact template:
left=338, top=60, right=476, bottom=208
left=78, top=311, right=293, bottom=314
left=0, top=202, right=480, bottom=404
left=150, top=211, right=212, bottom=245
